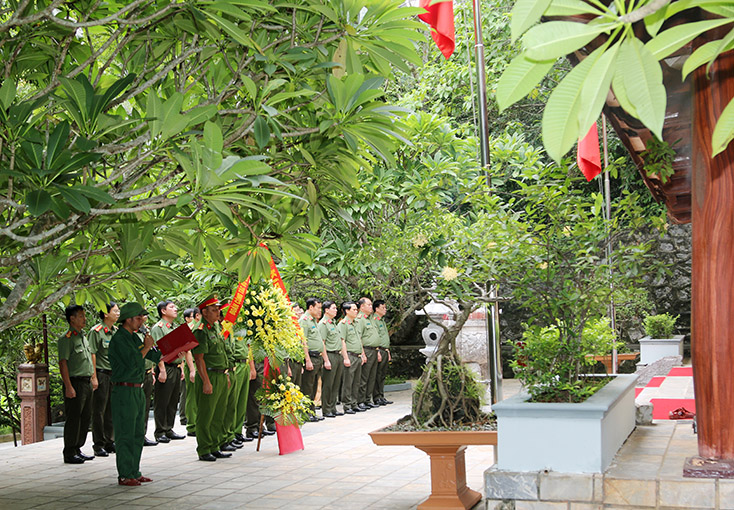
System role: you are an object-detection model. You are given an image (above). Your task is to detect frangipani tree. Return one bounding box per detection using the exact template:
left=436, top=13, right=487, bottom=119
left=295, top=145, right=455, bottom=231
left=0, top=0, right=425, bottom=330
left=497, top=0, right=734, bottom=162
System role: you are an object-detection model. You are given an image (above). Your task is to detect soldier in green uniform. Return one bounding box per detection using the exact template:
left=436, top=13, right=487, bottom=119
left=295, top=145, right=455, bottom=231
left=59, top=304, right=96, bottom=464
left=193, top=295, right=233, bottom=461
left=319, top=301, right=346, bottom=418
left=110, top=302, right=160, bottom=486
left=356, top=297, right=380, bottom=410
left=339, top=302, right=364, bottom=414
left=151, top=300, right=185, bottom=443
left=89, top=302, right=120, bottom=457
left=299, top=298, right=330, bottom=422
left=372, top=299, right=393, bottom=406
left=182, top=308, right=200, bottom=435
left=220, top=303, right=256, bottom=448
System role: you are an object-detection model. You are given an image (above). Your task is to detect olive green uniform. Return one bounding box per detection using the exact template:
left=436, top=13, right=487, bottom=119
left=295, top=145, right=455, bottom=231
left=299, top=313, right=324, bottom=413
left=224, top=334, right=250, bottom=444
left=193, top=319, right=229, bottom=456
left=319, top=316, right=344, bottom=416
left=151, top=320, right=182, bottom=439
left=58, top=328, right=94, bottom=461
left=110, top=327, right=161, bottom=479
left=89, top=323, right=116, bottom=453
left=357, top=312, right=380, bottom=405
left=374, top=315, right=391, bottom=402
left=339, top=318, right=362, bottom=411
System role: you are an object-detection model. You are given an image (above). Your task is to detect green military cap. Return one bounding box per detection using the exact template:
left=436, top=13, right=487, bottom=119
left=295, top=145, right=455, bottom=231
left=118, top=302, right=149, bottom=323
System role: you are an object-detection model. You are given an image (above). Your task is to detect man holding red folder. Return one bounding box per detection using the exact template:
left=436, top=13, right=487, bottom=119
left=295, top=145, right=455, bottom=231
left=151, top=300, right=186, bottom=443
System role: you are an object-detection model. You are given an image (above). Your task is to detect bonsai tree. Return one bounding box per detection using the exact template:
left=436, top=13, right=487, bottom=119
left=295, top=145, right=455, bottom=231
left=411, top=162, right=662, bottom=418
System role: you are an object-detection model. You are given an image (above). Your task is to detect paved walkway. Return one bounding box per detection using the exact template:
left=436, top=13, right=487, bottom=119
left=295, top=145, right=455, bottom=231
left=0, top=388, right=495, bottom=510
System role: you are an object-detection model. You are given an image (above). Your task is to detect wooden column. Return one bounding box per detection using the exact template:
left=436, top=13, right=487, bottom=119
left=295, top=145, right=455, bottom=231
left=692, top=50, right=734, bottom=460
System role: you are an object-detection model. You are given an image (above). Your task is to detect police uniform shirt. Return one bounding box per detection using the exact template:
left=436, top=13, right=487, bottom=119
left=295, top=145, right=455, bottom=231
left=318, top=316, right=342, bottom=352
left=338, top=318, right=362, bottom=353
left=299, top=313, right=324, bottom=351
left=192, top=320, right=228, bottom=369
left=88, top=323, right=117, bottom=371
left=58, top=328, right=94, bottom=377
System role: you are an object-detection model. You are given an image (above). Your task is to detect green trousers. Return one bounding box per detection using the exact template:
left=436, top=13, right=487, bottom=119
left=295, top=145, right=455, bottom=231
left=185, top=364, right=197, bottom=434
left=195, top=371, right=227, bottom=456
left=341, top=353, right=362, bottom=410
left=322, top=351, right=343, bottom=415
left=111, top=385, right=145, bottom=479
left=358, top=347, right=379, bottom=404
left=226, top=363, right=250, bottom=442
left=301, top=354, right=323, bottom=413
left=91, top=371, right=114, bottom=452
left=374, top=351, right=389, bottom=401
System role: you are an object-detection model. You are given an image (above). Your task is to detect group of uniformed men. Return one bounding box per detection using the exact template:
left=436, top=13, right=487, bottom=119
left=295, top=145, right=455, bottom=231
left=57, top=293, right=392, bottom=483
left=297, top=296, right=393, bottom=420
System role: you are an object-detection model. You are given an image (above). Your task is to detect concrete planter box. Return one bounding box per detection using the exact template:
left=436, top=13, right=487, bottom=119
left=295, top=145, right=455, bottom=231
left=384, top=381, right=412, bottom=392
left=639, top=334, right=685, bottom=365
left=491, top=374, right=636, bottom=473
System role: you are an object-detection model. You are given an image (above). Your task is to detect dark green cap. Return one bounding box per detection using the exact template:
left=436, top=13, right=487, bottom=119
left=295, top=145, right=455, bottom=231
left=118, top=302, right=148, bottom=323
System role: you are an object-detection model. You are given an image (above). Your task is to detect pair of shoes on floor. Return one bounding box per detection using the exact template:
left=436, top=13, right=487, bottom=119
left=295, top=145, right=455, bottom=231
left=669, top=407, right=695, bottom=420
left=118, top=476, right=151, bottom=486
left=77, top=450, right=94, bottom=461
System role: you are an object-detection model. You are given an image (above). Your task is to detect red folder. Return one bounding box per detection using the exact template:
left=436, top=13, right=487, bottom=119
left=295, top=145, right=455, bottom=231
left=157, top=324, right=199, bottom=363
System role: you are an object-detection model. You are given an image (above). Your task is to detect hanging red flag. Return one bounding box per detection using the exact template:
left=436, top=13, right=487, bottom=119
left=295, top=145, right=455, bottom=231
left=418, top=0, right=455, bottom=60
left=577, top=123, right=602, bottom=181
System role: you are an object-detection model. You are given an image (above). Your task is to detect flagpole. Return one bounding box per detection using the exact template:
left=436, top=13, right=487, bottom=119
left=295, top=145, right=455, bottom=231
left=471, top=0, right=490, bottom=173
left=602, top=114, right=618, bottom=374
left=469, top=0, right=502, bottom=406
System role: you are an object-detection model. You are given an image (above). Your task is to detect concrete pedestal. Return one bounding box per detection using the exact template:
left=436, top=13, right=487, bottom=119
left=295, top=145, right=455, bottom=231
left=17, top=363, right=50, bottom=445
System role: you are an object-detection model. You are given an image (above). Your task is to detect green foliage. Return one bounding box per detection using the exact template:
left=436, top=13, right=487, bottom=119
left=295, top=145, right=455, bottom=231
left=641, top=137, right=677, bottom=183
left=498, top=0, right=734, bottom=160
left=510, top=318, right=620, bottom=402
left=0, top=0, right=425, bottom=330
left=643, top=312, right=679, bottom=339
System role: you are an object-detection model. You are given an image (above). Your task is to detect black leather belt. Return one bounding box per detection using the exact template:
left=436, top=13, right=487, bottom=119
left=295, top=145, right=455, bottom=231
left=364, top=346, right=377, bottom=350
left=308, top=350, right=321, bottom=356
left=70, top=376, right=91, bottom=381
left=164, top=362, right=180, bottom=367
left=96, top=368, right=112, bottom=375
left=327, top=350, right=341, bottom=354
left=347, top=351, right=361, bottom=356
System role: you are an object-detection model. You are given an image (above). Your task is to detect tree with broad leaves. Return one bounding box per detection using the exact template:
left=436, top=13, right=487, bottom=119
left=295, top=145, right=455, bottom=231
left=0, top=0, right=427, bottom=332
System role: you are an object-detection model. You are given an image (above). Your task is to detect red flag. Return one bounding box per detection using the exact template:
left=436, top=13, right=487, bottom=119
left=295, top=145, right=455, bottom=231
left=418, top=0, right=455, bottom=60
left=577, top=123, right=602, bottom=181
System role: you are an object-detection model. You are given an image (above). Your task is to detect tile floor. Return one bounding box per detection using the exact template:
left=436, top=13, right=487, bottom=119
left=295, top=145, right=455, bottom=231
left=0, top=387, right=496, bottom=510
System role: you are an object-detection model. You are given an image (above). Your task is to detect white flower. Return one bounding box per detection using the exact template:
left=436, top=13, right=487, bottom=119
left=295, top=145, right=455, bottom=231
left=412, top=234, right=428, bottom=248
left=441, top=266, right=459, bottom=281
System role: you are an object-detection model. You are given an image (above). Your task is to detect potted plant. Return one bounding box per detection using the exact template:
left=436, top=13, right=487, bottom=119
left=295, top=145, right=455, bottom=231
left=486, top=167, right=661, bottom=475
left=639, top=312, right=684, bottom=365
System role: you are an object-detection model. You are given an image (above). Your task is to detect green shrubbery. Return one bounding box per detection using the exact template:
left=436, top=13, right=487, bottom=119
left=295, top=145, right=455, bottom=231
left=644, top=313, right=679, bottom=339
